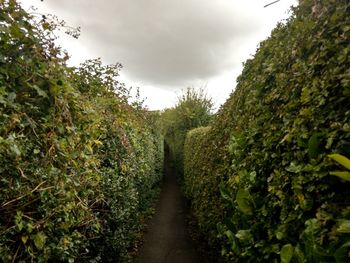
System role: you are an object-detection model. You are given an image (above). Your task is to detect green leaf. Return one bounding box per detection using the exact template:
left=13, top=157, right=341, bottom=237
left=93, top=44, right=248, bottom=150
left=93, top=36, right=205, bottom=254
left=276, top=231, right=284, bottom=240
left=236, top=188, right=253, bottom=215
left=10, top=144, right=21, bottom=156
left=280, top=244, right=294, bottom=263
left=286, top=162, right=303, bottom=173
left=7, top=92, right=16, bottom=102
left=334, top=241, right=350, bottom=262
left=33, top=231, right=47, bottom=250
left=15, top=211, right=24, bottom=231
left=308, top=133, right=323, bottom=158
left=225, top=230, right=237, bottom=251
left=220, top=184, right=231, bottom=201
left=330, top=171, right=350, bottom=182
left=32, top=85, right=48, bottom=98
left=21, top=235, right=28, bottom=244
left=33, top=149, right=40, bottom=154
left=293, top=245, right=306, bottom=263
left=328, top=154, right=350, bottom=170
left=235, top=230, right=252, bottom=241
left=336, top=219, right=350, bottom=233
left=225, top=230, right=235, bottom=243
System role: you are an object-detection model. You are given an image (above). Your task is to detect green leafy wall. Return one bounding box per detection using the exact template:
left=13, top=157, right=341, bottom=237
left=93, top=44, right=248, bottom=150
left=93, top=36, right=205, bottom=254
left=0, top=2, right=163, bottom=262
left=184, top=126, right=226, bottom=251
left=184, top=0, right=350, bottom=261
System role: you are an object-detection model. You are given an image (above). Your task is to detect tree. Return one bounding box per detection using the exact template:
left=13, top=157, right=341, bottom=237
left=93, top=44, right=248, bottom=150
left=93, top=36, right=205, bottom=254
left=161, top=87, right=213, bottom=177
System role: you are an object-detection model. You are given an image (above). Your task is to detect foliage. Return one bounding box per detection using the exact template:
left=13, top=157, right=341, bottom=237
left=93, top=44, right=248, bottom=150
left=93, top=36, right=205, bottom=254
left=328, top=154, right=350, bottom=181
left=0, top=1, right=163, bottom=262
left=184, top=126, right=226, bottom=251
left=161, top=87, right=213, bottom=177
left=184, top=0, right=350, bottom=261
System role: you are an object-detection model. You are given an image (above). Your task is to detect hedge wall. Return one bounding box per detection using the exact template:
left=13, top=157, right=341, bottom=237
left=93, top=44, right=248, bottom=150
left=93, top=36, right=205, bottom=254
left=0, top=2, right=163, bottom=262
left=184, top=0, right=350, bottom=262
left=184, top=126, right=225, bottom=248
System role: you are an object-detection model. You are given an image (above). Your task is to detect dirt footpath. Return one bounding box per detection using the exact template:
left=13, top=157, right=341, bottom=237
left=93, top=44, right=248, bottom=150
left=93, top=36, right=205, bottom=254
left=137, top=152, right=201, bottom=263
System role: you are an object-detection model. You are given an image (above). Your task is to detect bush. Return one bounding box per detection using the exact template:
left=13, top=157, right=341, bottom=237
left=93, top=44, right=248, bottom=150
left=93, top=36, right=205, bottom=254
left=184, top=0, right=350, bottom=261
left=184, top=126, right=226, bottom=249
left=161, top=87, right=212, bottom=176
left=0, top=1, right=163, bottom=262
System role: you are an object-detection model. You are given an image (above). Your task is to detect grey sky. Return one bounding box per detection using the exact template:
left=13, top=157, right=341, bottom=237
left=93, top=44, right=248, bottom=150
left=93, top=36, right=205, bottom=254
left=22, top=0, right=298, bottom=110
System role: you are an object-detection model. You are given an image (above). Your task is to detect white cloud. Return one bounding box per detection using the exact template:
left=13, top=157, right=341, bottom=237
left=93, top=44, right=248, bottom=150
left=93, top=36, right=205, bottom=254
left=20, top=0, right=298, bottom=110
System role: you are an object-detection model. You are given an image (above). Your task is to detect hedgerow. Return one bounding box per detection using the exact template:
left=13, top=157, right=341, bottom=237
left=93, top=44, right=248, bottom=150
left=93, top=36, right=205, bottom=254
left=184, top=0, right=350, bottom=261
left=184, top=126, right=226, bottom=250
left=0, top=1, right=163, bottom=262
left=161, top=87, right=212, bottom=177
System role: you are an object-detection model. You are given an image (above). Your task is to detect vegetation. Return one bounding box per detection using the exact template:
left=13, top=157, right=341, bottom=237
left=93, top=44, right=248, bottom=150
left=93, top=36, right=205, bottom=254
left=160, top=87, right=212, bottom=177
left=2, top=0, right=350, bottom=262
left=183, top=126, right=225, bottom=253
left=0, top=1, right=162, bottom=262
left=184, top=0, right=350, bottom=262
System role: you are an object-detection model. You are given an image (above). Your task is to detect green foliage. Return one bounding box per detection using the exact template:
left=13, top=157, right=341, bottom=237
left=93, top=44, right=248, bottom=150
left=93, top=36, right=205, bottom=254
left=184, top=126, right=225, bottom=251
left=184, top=0, right=350, bottom=261
left=329, top=154, right=350, bottom=181
left=161, top=87, right=213, bottom=176
left=0, top=1, right=163, bottom=262
left=280, top=244, right=294, bottom=263
left=235, top=189, right=253, bottom=216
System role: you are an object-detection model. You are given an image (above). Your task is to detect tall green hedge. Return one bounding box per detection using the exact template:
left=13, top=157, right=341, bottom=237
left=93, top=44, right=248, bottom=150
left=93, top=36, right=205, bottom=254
left=184, top=0, right=350, bottom=261
left=184, top=126, right=225, bottom=250
left=0, top=1, right=163, bottom=262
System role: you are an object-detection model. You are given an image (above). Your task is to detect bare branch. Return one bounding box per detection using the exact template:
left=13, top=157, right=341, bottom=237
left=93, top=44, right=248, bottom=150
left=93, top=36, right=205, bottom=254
left=1, top=181, right=47, bottom=208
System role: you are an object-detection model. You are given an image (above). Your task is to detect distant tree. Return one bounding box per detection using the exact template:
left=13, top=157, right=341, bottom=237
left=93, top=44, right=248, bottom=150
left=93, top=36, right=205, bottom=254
left=161, top=87, right=213, bottom=177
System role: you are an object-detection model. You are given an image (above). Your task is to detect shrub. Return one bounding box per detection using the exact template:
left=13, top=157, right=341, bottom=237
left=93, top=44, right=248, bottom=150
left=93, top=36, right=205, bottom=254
left=161, top=87, right=212, bottom=176
left=184, top=0, right=350, bottom=261
left=0, top=1, right=163, bottom=262
left=184, top=126, right=226, bottom=248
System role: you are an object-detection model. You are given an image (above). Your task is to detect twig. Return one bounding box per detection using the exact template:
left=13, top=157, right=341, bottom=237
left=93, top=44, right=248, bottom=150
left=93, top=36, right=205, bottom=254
left=264, top=0, right=281, bottom=8
left=1, top=197, right=40, bottom=213
left=1, top=181, right=46, bottom=208
left=12, top=244, right=20, bottom=263
left=17, top=167, right=29, bottom=180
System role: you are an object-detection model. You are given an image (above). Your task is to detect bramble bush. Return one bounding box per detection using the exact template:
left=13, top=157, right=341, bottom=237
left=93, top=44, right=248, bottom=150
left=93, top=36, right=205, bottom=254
left=184, top=0, right=350, bottom=262
left=0, top=1, right=163, bottom=262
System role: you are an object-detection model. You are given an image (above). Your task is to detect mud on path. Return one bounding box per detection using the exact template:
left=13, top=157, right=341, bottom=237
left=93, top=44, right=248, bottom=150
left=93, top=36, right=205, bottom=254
left=137, top=149, right=201, bottom=263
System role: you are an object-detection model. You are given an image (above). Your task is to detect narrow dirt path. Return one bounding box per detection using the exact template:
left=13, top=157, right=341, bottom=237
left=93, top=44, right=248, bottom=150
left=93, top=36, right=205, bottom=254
left=137, top=149, right=200, bottom=263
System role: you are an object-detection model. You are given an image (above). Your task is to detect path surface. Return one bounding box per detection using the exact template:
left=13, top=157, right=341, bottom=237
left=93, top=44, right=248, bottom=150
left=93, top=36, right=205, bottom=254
left=137, top=151, right=201, bottom=263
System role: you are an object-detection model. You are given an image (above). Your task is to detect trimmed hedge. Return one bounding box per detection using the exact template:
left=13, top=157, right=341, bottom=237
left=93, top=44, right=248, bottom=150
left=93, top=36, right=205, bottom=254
left=184, top=0, right=350, bottom=262
left=184, top=126, right=226, bottom=252
left=0, top=2, right=163, bottom=262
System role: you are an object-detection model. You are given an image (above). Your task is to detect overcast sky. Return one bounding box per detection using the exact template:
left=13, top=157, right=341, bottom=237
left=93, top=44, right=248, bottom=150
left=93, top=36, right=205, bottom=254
left=21, top=0, right=298, bottom=110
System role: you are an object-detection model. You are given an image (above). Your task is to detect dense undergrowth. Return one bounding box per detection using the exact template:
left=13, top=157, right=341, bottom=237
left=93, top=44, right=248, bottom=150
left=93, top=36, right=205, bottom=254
left=184, top=0, right=350, bottom=262
left=0, top=1, right=163, bottom=262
